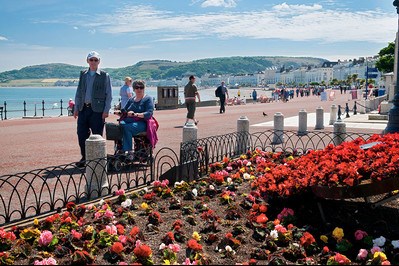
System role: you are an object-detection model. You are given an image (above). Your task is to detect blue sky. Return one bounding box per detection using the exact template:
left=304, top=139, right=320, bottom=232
left=0, top=0, right=396, bottom=72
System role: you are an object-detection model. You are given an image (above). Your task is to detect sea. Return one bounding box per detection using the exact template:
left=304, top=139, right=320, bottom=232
left=0, top=86, right=267, bottom=119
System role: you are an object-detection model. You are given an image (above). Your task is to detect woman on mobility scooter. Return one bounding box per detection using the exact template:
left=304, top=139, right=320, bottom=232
left=114, top=80, right=158, bottom=163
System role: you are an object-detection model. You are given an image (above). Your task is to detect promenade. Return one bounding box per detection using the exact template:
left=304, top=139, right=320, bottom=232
left=0, top=91, right=386, bottom=176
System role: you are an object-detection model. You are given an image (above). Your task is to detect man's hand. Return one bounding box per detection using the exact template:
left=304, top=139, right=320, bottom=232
left=73, top=111, right=78, bottom=119
left=102, top=112, right=109, bottom=119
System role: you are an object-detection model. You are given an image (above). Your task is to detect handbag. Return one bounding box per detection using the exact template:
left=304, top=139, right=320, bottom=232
left=105, top=122, right=123, bottom=141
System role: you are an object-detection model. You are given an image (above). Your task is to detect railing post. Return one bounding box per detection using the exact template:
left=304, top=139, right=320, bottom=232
left=236, top=116, right=250, bottom=155
left=34, top=104, right=37, bottom=117
left=272, top=112, right=284, bottom=144
left=353, top=101, right=357, bottom=115
left=42, top=100, right=45, bottom=116
left=4, top=101, right=7, bottom=120
left=60, top=99, right=63, bottom=116
left=23, top=101, right=27, bottom=117
left=85, top=134, right=108, bottom=199
left=345, top=103, right=350, bottom=118
left=297, top=109, right=308, bottom=136
left=315, top=106, right=324, bottom=130
left=329, top=104, right=337, bottom=125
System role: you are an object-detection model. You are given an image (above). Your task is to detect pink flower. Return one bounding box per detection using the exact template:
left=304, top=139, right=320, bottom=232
left=106, top=225, right=117, bottom=235
left=34, top=257, right=57, bottom=265
left=38, top=230, right=53, bottom=247
left=104, top=210, right=114, bottom=218
left=118, top=262, right=128, bottom=265
left=354, top=230, right=368, bottom=241
left=371, top=246, right=382, bottom=254
left=357, top=249, right=368, bottom=260
left=168, top=243, right=181, bottom=253
left=94, top=212, right=102, bottom=219
left=101, top=203, right=109, bottom=210
left=152, top=180, right=161, bottom=187
left=161, top=179, right=169, bottom=187
left=274, top=224, right=287, bottom=234
left=118, top=235, right=127, bottom=244
left=183, top=258, right=197, bottom=265
left=382, top=260, right=391, bottom=265
left=115, top=189, right=125, bottom=196
left=71, top=229, right=82, bottom=240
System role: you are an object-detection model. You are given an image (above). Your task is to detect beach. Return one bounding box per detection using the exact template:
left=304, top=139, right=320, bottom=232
left=0, top=90, right=384, bottom=176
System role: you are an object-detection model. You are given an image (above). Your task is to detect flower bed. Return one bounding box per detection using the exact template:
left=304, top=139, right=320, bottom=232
left=1, top=133, right=399, bottom=265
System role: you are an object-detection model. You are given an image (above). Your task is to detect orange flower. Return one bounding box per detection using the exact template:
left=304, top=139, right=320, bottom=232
left=187, top=239, right=203, bottom=251
left=256, top=213, right=268, bottom=224
left=300, top=232, right=316, bottom=247
left=133, top=244, right=152, bottom=258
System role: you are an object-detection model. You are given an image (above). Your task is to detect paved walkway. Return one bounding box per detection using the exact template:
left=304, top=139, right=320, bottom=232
left=0, top=91, right=386, bottom=176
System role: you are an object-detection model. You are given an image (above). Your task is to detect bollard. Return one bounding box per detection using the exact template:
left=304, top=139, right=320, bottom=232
left=329, top=104, right=337, bottom=125
left=333, top=120, right=346, bottom=146
left=337, top=105, right=342, bottom=120
left=345, top=103, right=350, bottom=118
left=60, top=99, right=63, bottom=116
left=236, top=116, right=250, bottom=155
left=34, top=104, right=37, bottom=117
left=85, top=134, right=108, bottom=199
left=182, top=122, right=197, bottom=143
left=297, top=109, right=308, bottom=136
left=315, top=106, right=324, bottom=130
left=272, top=112, right=284, bottom=144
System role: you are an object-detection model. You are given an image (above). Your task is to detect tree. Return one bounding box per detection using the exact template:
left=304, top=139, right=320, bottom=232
left=376, top=42, right=394, bottom=73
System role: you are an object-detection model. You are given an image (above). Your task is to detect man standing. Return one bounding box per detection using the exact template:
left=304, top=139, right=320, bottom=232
left=252, top=89, right=257, bottom=104
left=73, top=51, right=112, bottom=167
left=184, top=75, right=200, bottom=125
left=216, top=81, right=229, bottom=113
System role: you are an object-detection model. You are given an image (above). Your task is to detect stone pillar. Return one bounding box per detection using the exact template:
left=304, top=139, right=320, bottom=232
left=183, top=122, right=197, bottom=143
left=333, top=119, right=346, bottom=146
left=297, top=109, right=308, bottom=136
left=236, top=116, right=250, bottom=155
left=272, top=112, right=284, bottom=144
left=85, top=134, right=108, bottom=198
left=329, top=104, right=337, bottom=125
left=315, top=106, right=324, bottom=130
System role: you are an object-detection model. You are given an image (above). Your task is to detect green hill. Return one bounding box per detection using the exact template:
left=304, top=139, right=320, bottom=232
left=0, top=56, right=327, bottom=85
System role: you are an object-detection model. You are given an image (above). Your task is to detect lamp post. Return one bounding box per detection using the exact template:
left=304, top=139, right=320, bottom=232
left=365, top=60, right=369, bottom=100
left=385, top=0, right=399, bottom=133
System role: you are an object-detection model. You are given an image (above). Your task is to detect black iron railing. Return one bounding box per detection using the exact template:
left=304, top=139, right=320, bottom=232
left=0, top=130, right=376, bottom=226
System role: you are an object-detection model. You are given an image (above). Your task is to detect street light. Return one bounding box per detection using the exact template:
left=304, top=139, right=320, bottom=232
left=385, top=0, right=399, bottom=133
left=365, top=59, right=369, bottom=100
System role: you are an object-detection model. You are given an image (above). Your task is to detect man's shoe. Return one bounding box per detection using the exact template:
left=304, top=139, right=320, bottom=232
left=75, top=158, right=85, bottom=168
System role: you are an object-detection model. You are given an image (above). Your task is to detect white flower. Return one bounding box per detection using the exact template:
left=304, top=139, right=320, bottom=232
left=121, top=198, right=132, bottom=208
left=174, top=181, right=183, bottom=187
left=192, top=188, right=198, bottom=197
left=99, top=199, right=105, bottom=206
left=270, top=230, right=278, bottom=239
left=373, top=236, right=386, bottom=247
left=243, top=173, right=251, bottom=180
left=293, top=243, right=300, bottom=248
left=392, top=240, right=399, bottom=249
left=225, top=245, right=233, bottom=252
left=246, top=161, right=252, bottom=166
left=209, top=185, right=215, bottom=190
left=159, top=243, right=166, bottom=250
left=227, top=177, right=232, bottom=184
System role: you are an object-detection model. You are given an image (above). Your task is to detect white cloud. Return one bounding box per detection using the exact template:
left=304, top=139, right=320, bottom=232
left=88, top=29, right=96, bottom=34
left=0, top=36, right=8, bottom=41
left=73, top=26, right=78, bottom=30
left=201, top=0, right=237, bottom=8
left=69, top=4, right=397, bottom=44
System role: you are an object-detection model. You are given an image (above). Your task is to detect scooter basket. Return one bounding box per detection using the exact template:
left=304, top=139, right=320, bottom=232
left=105, top=122, right=123, bottom=141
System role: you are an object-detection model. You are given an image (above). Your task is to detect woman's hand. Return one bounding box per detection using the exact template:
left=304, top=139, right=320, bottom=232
left=128, top=111, right=135, bottom=117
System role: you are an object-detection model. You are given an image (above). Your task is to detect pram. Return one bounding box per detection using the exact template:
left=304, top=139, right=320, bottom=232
left=105, top=109, right=153, bottom=171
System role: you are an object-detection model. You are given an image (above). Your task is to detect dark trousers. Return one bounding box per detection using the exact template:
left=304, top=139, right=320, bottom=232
left=77, top=106, right=104, bottom=159
left=219, top=95, right=226, bottom=113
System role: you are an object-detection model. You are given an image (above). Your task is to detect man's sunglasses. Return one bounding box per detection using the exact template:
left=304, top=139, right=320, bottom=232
left=89, top=58, right=99, bottom=62
left=135, top=86, right=144, bottom=90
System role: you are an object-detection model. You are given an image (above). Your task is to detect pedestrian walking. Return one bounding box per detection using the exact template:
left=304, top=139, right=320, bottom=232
left=184, top=75, right=200, bottom=125
left=73, top=51, right=113, bottom=167
left=215, top=81, right=229, bottom=113
left=252, top=89, right=257, bottom=103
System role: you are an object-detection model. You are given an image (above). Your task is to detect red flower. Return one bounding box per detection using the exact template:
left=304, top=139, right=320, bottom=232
left=133, top=244, right=152, bottom=258
left=66, top=202, right=76, bottom=211
left=256, top=213, right=268, bottom=224
left=116, top=224, right=125, bottom=235
left=187, top=239, right=203, bottom=251
left=111, top=242, right=124, bottom=254
left=130, top=226, right=140, bottom=238
left=300, top=232, right=316, bottom=247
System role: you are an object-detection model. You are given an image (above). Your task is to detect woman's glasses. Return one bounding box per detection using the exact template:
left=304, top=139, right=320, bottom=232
left=135, top=86, right=144, bottom=90
left=89, top=58, right=99, bottom=62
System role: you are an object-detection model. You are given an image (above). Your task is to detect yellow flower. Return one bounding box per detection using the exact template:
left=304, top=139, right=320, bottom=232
left=373, top=251, right=387, bottom=261
left=163, top=259, right=171, bottom=265
left=33, top=219, right=39, bottom=226
left=192, top=231, right=201, bottom=242
left=320, top=235, right=328, bottom=243
left=287, top=155, right=294, bottom=161
left=332, top=227, right=344, bottom=240
left=141, top=202, right=149, bottom=210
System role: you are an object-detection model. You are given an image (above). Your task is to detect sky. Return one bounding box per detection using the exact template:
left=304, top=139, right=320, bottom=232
left=0, top=0, right=396, bottom=72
